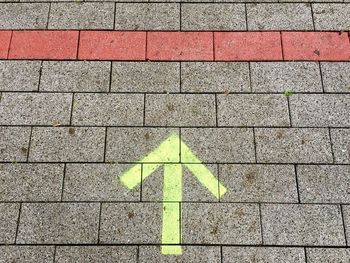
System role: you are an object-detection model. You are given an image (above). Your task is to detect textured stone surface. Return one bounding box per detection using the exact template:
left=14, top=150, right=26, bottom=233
left=331, top=129, right=350, bottom=164
left=0, top=203, right=20, bottom=244
left=313, top=4, right=350, bottom=30
left=0, top=246, right=54, bottom=263
left=342, top=206, right=350, bottom=245
left=321, top=63, right=350, bottom=93
left=0, top=127, right=31, bottom=162
left=307, top=248, right=350, bottom=263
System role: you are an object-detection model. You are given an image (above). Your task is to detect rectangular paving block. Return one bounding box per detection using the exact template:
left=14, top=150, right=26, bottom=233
left=0, top=203, right=20, bottom=244
left=0, top=127, right=31, bottom=162
left=313, top=4, right=350, bottom=30
left=29, top=127, right=105, bottom=162
left=49, top=3, right=114, bottom=29
left=261, top=204, right=345, bottom=246
left=250, top=62, right=323, bottom=93
left=63, top=164, right=140, bottom=201
left=0, top=246, right=54, bottom=263
left=112, top=62, right=179, bottom=93
left=331, top=129, right=350, bottom=164
left=0, top=164, right=64, bottom=201
left=181, top=62, right=250, bottom=93
left=182, top=203, right=261, bottom=244
left=217, top=94, right=290, bottom=126
left=219, top=164, right=298, bottom=203
left=56, top=246, right=137, bottom=263
left=255, top=128, right=333, bottom=163
left=321, top=62, right=350, bottom=93
left=290, top=94, right=350, bottom=127
left=246, top=3, right=313, bottom=30
left=139, top=246, right=221, bottom=263
left=145, top=94, right=216, bottom=126
left=307, top=248, right=350, bottom=263
left=298, top=165, right=350, bottom=203
left=40, top=61, right=110, bottom=92
left=0, top=31, right=11, bottom=58
left=115, top=3, right=180, bottom=30
left=181, top=128, right=255, bottom=163
left=0, top=92, right=72, bottom=125
left=106, top=128, right=178, bottom=162
left=222, top=247, right=305, bottom=263
left=181, top=4, right=246, bottom=30
left=342, top=206, right=350, bottom=245
left=99, top=203, right=162, bottom=244
left=72, top=93, right=144, bottom=126
left=0, top=3, right=49, bottom=29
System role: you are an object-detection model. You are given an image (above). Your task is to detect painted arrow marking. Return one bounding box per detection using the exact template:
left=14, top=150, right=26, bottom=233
left=118, top=133, right=227, bottom=255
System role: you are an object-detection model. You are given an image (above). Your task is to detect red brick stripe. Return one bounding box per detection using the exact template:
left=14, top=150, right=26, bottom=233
left=0, top=30, right=349, bottom=61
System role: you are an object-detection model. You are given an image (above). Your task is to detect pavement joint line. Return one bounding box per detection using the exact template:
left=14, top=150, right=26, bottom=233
left=340, top=205, right=348, bottom=247
left=294, top=164, right=301, bottom=203
left=328, top=128, right=336, bottom=163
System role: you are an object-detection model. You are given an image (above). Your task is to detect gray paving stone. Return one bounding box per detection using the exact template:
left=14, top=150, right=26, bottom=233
left=0, top=203, right=19, bottom=244
left=0, top=127, right=31, bottom=162
left=182, top=128, right=255, bottom=163
left=342, top=206, right=350, bottom=245
left=145, top=94, right=216, bottom=127
left=247, top=3, right=314, bottom=30
left=139, top=246, right=221, bottom=263
left=17, top=203, right=99, bottom=244
left=255, top=128, right=333, bottom=163
left=313, top=4, right=350, bottom=30
left=114, top=3, right=180, bottom=30
left=182, top=203, right=261, bottom=244
left=0, top=61, right=41, bottom=91
left=181, top=62, right=250, bottom=93
left=219, top=164, right=298, bottom=203
left=0, top=3, right=49, bottom=29
left=298, top=165, right=350, bottom=203
left=251, top=62, right=322, bottom=93
left=321, top=62, right=350, bottom=93
left=0, top=93, right=72, bottom=125
left=307, top=248, right=350, bottom=262
left=106, top=128, right=178, bottom=162
left=112, top=62, right=179, bottom=93
left=40, top=61, right=110, bottom=92
left=222, top=247, right=305, bottom=263
left=0, top=246, right=54, bottom=263
left=29, top=127, right=105, bottom=162
left=56, top=246, right=137, bottom=263
left=217, top=94, right=290, bottom=127
left=0, top=164, right=64, bottom=201
left=72, top=93, right=144, bottom=126
left=261, top=204, right=345, bottom=246
left=100, top=203, right=162, bottom=244
left=63, top=164, right=140, bottom=201
left=181, top=4, right=246, bottom=30
left=331, top=129, right=350, bottom=164
left=49, top=3, right=114, bottom=29
left=290, top=94, right=350, bottom=127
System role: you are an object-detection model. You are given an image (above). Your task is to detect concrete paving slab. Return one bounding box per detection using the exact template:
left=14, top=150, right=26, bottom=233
left=342, top=205, right=350, bottom=245
left=321, top=62, right=350, bottom=93
left=261, top=204, right=345, bottom=246
left=0, top=203, right=20, bottom=244
left=181, top=62, right=250, bottom=93
left=0, top=126, right=31, bottom=162
left=313, top=4, right=350, bottom=31
left=17, top=203, right=99, bottom=244
left=0, top=246, right=54, bottom=262
left=307, top=248, right=350, bottom=262
left=331, top=129, right=350, bottom=164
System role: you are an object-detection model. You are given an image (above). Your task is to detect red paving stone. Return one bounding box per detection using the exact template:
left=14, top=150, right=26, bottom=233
left=0, top=31, right=12, bottom=59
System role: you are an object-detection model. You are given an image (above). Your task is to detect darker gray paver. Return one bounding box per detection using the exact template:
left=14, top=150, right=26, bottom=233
left=290, top=94, right=350, bottom=127
left=0, top=203, right=20, bottom=244
left=17, top=203, right=100, bottom=244
left=342, top=206, right=350, bottom=245
left=247, top=3, right=314, bottom=30
left=182, top=203, right=261, bottom=244
left=181, top=4, right=246, bottom=30
left=331, top=129, right=350, bottom=164
left=49, top=3, right=114, bottom=29
left=114, top=3, right=180, bottom=30
left=250, top=62, right=322, bottom=93
left=307, top=248, right=350, bottom=262
left=112, top=62, right=179, bottom=93
left=0, top=93, right=72, bottom=126
left=0, top=127, right=31, bottom=162
left=217, top=94, right=290, bottom=127
left=255, top=128, right=333, bottom=163
left=181, top=62, right=250, bottom=93
left=29, top=127, right=105, bottom=162
left=72, top=93, right=144, bottom=126
left=145, top=94, right=216, bottom=127
left=261, top=204, right=345, bottom=246
left=219, top=164, right=298, bottom=203
left=0, top=61, right=41, bottom=91
left=0, top=246, right=54, bottom=263
left=298, top=165, right=350, bottom=203
left=321, top=63, right=350, bottom=93
left=313, top=4, right=350, bottom=30
left=0, top=164, right=64, bottom=201
left=40, top=61, right=110, bottom=92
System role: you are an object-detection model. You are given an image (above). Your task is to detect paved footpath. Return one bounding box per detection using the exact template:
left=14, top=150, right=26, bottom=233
left=0, top=1, right=349, bottom=262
